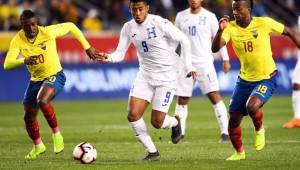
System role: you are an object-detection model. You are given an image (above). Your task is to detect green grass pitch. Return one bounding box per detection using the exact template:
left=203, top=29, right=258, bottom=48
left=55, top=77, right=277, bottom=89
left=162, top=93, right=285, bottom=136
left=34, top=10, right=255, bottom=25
left=0, top=96, right=300, bottom=170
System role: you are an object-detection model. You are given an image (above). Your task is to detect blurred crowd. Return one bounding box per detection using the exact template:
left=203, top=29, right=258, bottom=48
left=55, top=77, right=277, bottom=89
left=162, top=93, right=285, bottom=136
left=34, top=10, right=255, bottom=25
left=0, top=0, right=299, bottom=32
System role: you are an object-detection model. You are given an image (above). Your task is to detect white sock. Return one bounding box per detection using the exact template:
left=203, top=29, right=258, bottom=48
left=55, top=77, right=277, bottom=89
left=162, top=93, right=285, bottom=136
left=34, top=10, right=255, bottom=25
left=174, top=104, right=188, bottom=135
left=130, top=118, right=157, bottom=153
left=35, top=141, right=43, bottom=147
left=161, top=115, right=178, bottom=129
left=213, top=101, right=229, bottom=135
left=292, top=91, right=300, bottom=119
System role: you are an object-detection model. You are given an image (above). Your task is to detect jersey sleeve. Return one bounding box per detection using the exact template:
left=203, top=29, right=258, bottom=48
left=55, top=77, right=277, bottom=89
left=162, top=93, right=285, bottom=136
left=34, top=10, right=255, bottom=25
left=3, top=35, right=24, bottom=70
left=264, top=17, right=284, bottom=34
left=46, top=22, right=91, bottom=50
left=174, top=13, right=181, bottom=29
left=211, top=14, right=219, bottom=38
left=162, top=19, right=194, bottom=72
left=221, top=24, right=231, bottom=43
left=211, top=15, right=229, bottom=60
left=108, top=23, right=131, bottom=63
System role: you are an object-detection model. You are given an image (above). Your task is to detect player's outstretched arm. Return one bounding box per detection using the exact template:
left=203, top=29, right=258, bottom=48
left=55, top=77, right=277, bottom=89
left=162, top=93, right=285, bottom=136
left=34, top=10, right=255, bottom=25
left=96, top=24, right=130, bottom=64
left=211, top=15, right=231, bottom=73
left=219, top=47, right=231, bottom=73
left=85, top=47, right=101, bottom=60
left=282, top=26, right=300, bottom=49
left=47, top=22, right=98, bottom=59
left=63, top=23, right=97, bottom=60
left=178, top=32, right=197, bottom=79
left=94, top=52, right=109, bottom=63
left=164, top=20, right=197, bottom=79
left=3, top=36, right=24, bottom=70
left=4, top=55, right=25, bottom=70
left=223, top=60, right=231, bottom=73
left=212, top=15, right=230, bottom=53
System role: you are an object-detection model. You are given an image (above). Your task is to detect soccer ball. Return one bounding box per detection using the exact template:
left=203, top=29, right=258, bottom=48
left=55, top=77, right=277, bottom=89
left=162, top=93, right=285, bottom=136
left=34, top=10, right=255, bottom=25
left=73, top=142, right=97, bottom=164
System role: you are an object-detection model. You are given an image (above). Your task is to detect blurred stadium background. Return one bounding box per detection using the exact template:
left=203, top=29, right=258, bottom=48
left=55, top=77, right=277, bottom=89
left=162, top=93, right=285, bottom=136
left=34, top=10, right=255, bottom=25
left=0, top=0, right=299, bottom=101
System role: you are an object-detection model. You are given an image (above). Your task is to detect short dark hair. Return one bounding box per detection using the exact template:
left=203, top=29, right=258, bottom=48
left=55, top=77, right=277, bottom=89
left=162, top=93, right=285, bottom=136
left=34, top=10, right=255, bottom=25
left=20, top=9, right=35, bottom=23
left=233, top=0, right=253, bottom=9
left=130, top=0, right=148, bottom=4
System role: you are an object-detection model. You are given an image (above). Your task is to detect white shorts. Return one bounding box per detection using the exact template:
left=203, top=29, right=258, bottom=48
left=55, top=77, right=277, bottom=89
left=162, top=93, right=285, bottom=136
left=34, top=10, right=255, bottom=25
left=129, top=72, right=176, bottom=113
left=176, top=62, right=219, bottom=97
left=292, top=59, right=300, bottom=84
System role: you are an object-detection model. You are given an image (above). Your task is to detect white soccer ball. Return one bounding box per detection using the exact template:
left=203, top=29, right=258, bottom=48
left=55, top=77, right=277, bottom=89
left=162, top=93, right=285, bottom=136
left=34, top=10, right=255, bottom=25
left=73, top=142, right=97, bottom=164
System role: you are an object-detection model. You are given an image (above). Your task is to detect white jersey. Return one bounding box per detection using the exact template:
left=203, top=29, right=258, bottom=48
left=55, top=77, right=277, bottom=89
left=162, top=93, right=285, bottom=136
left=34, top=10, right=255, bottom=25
left=175, top=8, right=229, bottom=65
left=298, top=16, right=300, bottom=59
left=294, top=16, right=300, bottom=84
left=109, top=14, right=194, bottom=82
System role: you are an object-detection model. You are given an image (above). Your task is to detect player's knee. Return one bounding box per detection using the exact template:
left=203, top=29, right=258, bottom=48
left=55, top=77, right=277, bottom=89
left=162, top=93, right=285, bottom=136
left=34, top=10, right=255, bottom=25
left=127, top=111, right=141, bottom=122
left=229, top=118, right=240, bottom=128
left=293, top=83, right=300, bottom=90
left=246, top=103, right=260, bottom=116
left=229, top=112, right=242, bottom=128
left=246, top=97, right=262, bottom=115
left=151, top=117, right=163, bottom=129
left=150, top=110, right=165, bottom=129
left=207, top=91, right=221, bottom=104
left=37, top=99, right=48, bottom=107
left=178, top=97, right=189, bottom=105
left=24, top=113, right=36, bottom=123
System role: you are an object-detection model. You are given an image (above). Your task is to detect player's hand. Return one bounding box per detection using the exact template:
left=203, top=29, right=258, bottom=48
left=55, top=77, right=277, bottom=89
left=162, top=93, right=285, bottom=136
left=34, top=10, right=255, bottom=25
left=186, top=71, right=197, bottom=80
left=97, top=52, right=109, bottom=63
left=24, top=56, right=37, bottom=65
left=86, top=47, right=100, bottom=60
left=223, top=60, right=231, bottom=73
left=219, top=15, right=230, bottom=31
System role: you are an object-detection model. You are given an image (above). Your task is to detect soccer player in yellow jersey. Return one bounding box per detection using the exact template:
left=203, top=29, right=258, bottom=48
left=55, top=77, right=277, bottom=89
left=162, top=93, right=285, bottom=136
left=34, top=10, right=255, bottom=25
left=3, top=10, right=99, bottom=160
left=212, top=0, right=300, bottom=160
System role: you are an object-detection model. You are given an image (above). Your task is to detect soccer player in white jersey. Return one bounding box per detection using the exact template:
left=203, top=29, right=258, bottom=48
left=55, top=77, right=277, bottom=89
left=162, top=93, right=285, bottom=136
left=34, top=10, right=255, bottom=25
left=97, top=0, right=197, bottom=161
left=174, top=0, right=230, bottom=142
left=283, top=16, right=300, bottom=128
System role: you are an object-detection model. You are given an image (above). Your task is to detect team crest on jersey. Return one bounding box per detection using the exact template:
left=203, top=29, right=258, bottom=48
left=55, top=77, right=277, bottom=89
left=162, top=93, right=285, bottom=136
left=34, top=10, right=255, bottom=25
left=38, top=42, right=46, bottom=50
left=147, top=27, right=157, bottom=39
left=198, top=16, right=207, bottom=25
left=131, top=33, right=136, bottom=38
left=251, top=30, right=258, bottom=39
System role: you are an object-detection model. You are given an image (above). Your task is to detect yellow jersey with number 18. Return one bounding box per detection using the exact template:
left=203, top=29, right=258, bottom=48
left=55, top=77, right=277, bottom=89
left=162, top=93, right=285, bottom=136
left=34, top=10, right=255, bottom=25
left=222, top=17, right=284, bottom=82
left=4, top=22, right=91, bottom=81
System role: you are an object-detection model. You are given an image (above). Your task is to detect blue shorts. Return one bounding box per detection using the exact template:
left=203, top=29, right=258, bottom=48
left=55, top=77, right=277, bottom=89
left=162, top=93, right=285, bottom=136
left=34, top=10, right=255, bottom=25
left=229, top=72, right=278, bottom=115
left=23, top=71, right=66, bottom=107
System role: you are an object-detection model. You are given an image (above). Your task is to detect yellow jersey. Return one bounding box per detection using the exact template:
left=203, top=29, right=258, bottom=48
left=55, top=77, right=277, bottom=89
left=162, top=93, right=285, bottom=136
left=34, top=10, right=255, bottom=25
left=4, top=22, right=91, bottom=81
left=222, top=17, right=284, bottom=81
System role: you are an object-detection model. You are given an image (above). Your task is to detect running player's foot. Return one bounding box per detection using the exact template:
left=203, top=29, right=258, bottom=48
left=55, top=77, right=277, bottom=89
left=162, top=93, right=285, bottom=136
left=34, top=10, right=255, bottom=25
left=219, top=133, right=230, bottom=143
left=255, top=128, right=265, bottom=151
left=171, top=116, right=183, bottom=144
left=283, top=118, right=300, bottom=128
left=178, top=135, right=185, bottom=143
left=53, top=132, right=64, bottom=153
left=175, top=111, right=187, bottom=137
left=142, top=151, right=160, bottom=162
left=25, top=143, right=46, bottom=160
left=226, top=151, right=246, bottom=161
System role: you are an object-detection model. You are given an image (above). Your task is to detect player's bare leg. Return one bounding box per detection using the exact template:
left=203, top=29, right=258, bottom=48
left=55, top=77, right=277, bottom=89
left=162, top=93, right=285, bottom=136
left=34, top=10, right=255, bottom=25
left=226, top=111, right=245, bottom=160
left=127, top=96, right=159, bottom=161
left=246, top=96, right=265, bottom=151
left=24, top=104, right=46, bottom=159
left=174, top=96, right=189, bottom=140
left=207, top=91, right=229, bottom=143
left=283, top=83, right=300, bottom=128
left=151, top=109, right=182, bottom=144
left=37, top=85, right=64, bottom=153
